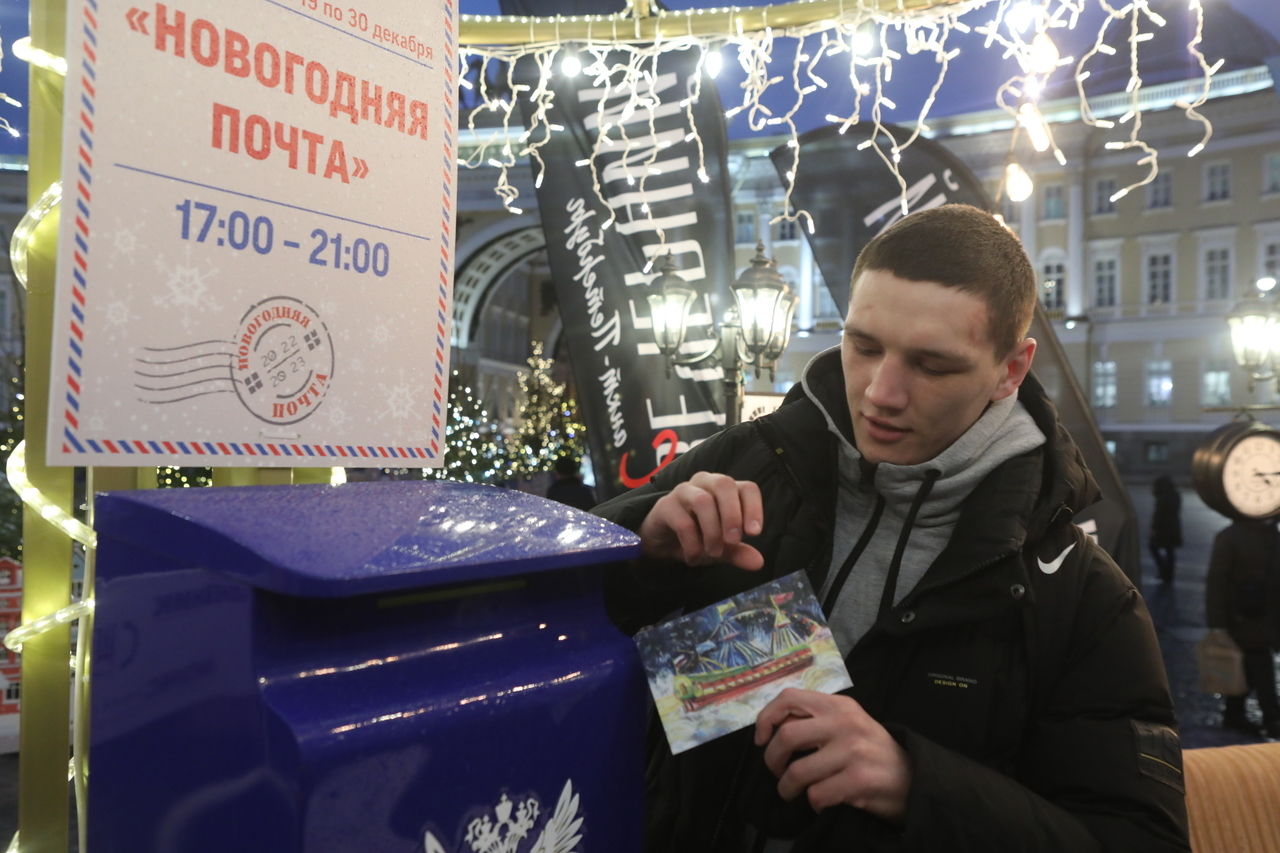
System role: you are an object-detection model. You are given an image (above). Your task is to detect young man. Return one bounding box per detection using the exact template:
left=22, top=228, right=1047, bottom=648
left=594, top=205, right=1189, bottom=851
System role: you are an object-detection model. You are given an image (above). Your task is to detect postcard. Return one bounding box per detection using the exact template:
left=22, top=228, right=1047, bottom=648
left=633, top=571, right=853, bottom=754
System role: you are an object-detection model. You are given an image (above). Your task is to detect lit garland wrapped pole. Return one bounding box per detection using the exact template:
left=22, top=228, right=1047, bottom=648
left=4, top=0, right=1220, bottom=848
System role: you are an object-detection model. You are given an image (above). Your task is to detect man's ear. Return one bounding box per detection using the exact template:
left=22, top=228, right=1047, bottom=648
left=992, top=337, right=1036, bottom=402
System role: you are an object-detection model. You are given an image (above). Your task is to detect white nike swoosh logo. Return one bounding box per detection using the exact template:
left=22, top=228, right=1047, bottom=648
left=1037, top=542, right=1076, bottom=575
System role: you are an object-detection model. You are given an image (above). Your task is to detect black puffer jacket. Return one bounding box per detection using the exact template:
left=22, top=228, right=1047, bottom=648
left=595, top=352, right=1189, bottom=852
left=1206, top=518, right=1280, bottom=650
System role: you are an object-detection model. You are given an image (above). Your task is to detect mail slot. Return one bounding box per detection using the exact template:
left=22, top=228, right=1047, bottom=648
left=88, top=480, right=647, bottom=852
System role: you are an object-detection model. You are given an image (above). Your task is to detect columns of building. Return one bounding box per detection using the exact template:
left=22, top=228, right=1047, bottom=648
left=1067, top=169, right=1086, bottom=316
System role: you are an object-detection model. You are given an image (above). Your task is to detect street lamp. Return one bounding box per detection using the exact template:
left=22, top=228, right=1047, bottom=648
left=1226, top=276, right=1280, bottom=392
left=646, top=244, right=798, bottom=426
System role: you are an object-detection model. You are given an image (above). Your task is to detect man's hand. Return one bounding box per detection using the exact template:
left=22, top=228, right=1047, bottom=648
left=754, top=688, right=911, bottom=823
left=636, top=471, right=765, bottom=570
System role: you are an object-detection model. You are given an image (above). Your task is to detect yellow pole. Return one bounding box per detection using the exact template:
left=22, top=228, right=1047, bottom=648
left=456, top=0, right=967, bottom=46
left=20, top=1, right=73, bottom=849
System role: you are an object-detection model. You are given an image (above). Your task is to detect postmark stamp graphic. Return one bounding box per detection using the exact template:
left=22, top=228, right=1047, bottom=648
left=232, top=296, right=335, bottom=426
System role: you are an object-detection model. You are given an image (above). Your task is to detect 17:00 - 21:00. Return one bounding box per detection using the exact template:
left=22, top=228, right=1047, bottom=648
left=175, top=199, right=390, bottom=277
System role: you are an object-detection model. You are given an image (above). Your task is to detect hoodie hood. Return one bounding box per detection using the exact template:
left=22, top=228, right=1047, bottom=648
left=793, top=346, right=1100, bottom=547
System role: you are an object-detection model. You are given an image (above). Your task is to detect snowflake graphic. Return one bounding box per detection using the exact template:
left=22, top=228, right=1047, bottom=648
left=87, top=416, right=106, bottom=433
left=110, top=223, right=142, bottom=261
left=370, top=323, right=392, bottom=345
left=152, top=246, right=219, bottom=332
left=104, top=298, right=133, bottom=328
left=326, top=404, right=350, bottom=430
left=378, top=369, right=420, bottom=422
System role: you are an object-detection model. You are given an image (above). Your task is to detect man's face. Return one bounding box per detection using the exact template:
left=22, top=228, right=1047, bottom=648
left=841, top=269, right=1035, bottom=466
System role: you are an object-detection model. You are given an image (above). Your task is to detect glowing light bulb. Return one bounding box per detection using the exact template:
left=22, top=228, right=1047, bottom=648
left=1017, top=102, right=1052, bottom=152
left=705, top=48, right=724, bottom=79
left=1026, top=32, right=1060, bottom=75
left=1005, top=162, right=1034, bottom=202
left=851, top=28, right=875, bottom=56
left=559, top=51, right=582, bottom=78
left=1006, top=1, right=1038, bottom=34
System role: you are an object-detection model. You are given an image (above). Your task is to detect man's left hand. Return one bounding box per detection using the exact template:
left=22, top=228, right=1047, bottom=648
left=754, top=688, right=911, bottom=823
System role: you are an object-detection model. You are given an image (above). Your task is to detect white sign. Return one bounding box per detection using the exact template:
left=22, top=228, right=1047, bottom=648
left=742, top=392, right=786, bottom=422
left=49, top=0, right=457, bottom=466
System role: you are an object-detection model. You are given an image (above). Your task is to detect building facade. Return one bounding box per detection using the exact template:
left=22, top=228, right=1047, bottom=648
left=454, top=61, right=1280, bottom=483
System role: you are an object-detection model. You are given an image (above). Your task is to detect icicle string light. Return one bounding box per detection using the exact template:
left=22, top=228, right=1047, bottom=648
left=456, top=0, right=1224, bottom=227
left=1178, top=0, right=1215, bottom=159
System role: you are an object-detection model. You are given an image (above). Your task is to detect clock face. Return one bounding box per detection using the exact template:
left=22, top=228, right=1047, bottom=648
left=1222, top=433, right=1280, bottom=518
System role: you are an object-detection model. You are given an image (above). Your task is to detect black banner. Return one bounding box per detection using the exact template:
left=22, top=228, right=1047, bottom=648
left=772, top=124, right=1141, bottom=584
left=769, top=124, right=991, bottom=316
left=498, top=1, right=737, bottom=499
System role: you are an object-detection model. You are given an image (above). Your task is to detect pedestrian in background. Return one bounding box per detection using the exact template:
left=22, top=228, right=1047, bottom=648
left=1206, top=517, right=1280, bottom=737
left=1150, top=475, right=1183, bottom=584
left=545, top=456, right=596, bottom=511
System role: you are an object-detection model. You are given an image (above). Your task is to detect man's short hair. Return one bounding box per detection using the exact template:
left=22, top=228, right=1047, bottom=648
left=849, top=204, right=1036, bottom=358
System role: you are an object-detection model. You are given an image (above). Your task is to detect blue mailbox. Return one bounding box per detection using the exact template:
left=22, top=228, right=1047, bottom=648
left=89, top=480, right=648, bottom=853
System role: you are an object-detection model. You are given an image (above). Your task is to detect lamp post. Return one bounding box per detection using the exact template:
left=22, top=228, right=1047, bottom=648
left=1226, top=276, right=1280, bottom=394
left=646, top=244, right=798, bottom=427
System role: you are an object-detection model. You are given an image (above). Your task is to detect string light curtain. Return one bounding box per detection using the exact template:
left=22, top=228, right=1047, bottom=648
left=455, top=0, right=1219, bottom=236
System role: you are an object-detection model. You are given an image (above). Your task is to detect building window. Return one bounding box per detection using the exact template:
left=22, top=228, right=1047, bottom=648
left=1205, top=162, right=1231, bottom=202
left=1144, top=441, right=1170, bottom=463
left=1094, top=178, right=1117, bottom=214
left=1041, top=259, right=1065, bottom=310
left=1146, top=253, right=1172, bottom=304
left=1093, top=258, right=1117, bottom=307
left=735, top=211, right=756, bottom=245
left=1265, top=241, right=1280, bottom=280
left=5, top=682, right=18, bottom=702
left=1092, top=360, right=1117, bottom=409
left=1202, top=369, right=1232, bottom=407
left=1146, top=172, right=1172, bottom=209
left=1042, top=184, right=1065, bottom=220
left=1146, top=360, right=1173, bottom=407
left=773, top=216, right=798, bottom=242
left=1204, top=246, right=1232, bottom=301
left=1265, top=153, right=1280, bottom=195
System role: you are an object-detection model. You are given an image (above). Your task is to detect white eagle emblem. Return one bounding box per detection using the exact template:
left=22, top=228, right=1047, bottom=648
left=424, top=779, right=584, bottom=853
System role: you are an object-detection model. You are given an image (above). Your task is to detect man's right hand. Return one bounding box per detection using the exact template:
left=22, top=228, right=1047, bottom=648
left=636, top=471, right=765, bottom=570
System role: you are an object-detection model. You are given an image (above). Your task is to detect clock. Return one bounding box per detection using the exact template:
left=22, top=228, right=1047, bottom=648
left=1191, top=420, right=1280, bottom=520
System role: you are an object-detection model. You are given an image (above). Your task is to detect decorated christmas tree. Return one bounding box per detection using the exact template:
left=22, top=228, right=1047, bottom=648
left=506, top=343, right=587, bottom=478
left=421, top=370, right=507, bottom=484
left=156, top=467, right=213, bottom=488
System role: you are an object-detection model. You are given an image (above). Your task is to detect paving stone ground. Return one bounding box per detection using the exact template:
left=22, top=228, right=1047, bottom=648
left=1131, top=482, right=1279, bottom=750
